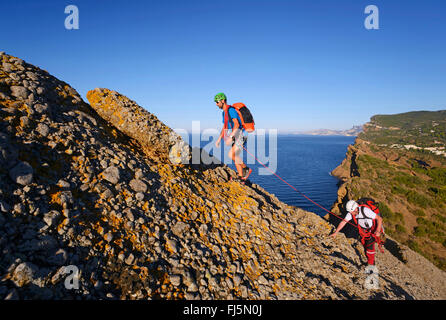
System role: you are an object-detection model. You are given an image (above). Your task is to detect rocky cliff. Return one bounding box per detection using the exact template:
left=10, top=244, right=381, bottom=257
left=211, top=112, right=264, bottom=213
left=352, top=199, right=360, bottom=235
left=331, top=114, right=446, bottom=272
left=0, top=52, right=445, bottom=300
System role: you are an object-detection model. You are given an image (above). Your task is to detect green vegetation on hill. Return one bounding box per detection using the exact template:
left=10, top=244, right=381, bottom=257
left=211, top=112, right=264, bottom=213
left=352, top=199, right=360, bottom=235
left=372, top=110, right=446, bottom=128
left=348, top=145, right=446, bottom=270
left=360, top=110, right=446, bottom=147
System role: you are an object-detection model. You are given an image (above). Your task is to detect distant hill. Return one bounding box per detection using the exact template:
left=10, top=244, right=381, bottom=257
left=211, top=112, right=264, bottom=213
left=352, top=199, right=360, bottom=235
left=360, top=110, right=446, bottom=148
left=284, top=125, right=363, bottom=136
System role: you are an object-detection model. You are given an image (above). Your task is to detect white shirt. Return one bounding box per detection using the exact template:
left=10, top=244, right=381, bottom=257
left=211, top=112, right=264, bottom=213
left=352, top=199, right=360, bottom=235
left=344, top=206, right=377, bottom=229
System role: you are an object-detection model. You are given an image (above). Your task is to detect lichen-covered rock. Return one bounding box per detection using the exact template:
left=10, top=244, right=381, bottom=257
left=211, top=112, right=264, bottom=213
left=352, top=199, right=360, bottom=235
left=0, top=52, right=445, bottom=301
left=11, top=262, right=38, bottom=287
left=87, top=88, right=190, bottom=164
left=10, top=86, right=29, bottom=99
left=36, top=123, right=50, bottom=137
left=129, top=179, right=147, bottom=193
left=100, top=166, right=121, bottom=185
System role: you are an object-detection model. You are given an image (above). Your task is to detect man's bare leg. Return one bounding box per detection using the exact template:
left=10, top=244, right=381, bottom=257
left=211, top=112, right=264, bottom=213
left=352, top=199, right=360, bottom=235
left=229, top=146, right=246, bottom=177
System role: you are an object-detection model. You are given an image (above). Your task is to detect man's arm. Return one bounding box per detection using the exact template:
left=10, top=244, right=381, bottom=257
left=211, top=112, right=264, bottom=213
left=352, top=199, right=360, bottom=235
left=375, top=215, right=383, bottom=236
left=330, top=219, right=348, bottom=237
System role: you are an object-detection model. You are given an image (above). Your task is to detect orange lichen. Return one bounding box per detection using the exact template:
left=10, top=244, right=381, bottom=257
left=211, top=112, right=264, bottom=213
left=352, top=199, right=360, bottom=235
left=49, top=190, right=62, bottom=206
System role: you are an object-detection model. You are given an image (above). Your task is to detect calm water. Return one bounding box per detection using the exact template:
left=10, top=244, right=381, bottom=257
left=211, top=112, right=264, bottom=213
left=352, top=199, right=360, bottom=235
left=188, top=134, right=356, bottom=216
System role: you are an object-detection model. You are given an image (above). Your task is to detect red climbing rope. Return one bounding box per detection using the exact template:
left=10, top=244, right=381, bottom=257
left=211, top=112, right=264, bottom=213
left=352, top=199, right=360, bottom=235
left=242, top=146, right=360, bottom=230
left=242, top=145, right=385, bottom=252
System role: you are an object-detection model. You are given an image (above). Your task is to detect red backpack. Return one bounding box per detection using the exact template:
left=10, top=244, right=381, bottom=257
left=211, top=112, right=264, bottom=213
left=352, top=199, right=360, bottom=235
left=351, top=198, right=385, bottom=251
left=357, top=198, right=380, bottom=215
left=224, top=103, right=255, bottom=133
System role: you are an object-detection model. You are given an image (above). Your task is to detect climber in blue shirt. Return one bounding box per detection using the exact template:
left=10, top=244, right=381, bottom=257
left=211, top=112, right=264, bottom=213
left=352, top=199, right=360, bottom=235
left=214, top=93, right=252, bottom=182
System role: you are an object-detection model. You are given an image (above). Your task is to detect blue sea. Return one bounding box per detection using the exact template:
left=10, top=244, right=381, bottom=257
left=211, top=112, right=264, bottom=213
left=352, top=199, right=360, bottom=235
left=188, top=134, right=356, bottom=216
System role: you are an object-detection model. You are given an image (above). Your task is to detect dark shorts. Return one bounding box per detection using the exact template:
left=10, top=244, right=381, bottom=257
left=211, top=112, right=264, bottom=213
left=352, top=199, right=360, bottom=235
left=232, top=134, right=247, bottom=150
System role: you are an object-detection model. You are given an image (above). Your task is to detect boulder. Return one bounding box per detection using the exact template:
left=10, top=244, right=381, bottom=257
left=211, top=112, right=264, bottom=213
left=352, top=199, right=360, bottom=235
left=9, top=161, right=33, bottom=185
left=101, top=166, right=121, bottom=184
left=12, top=262, right=38, bottom=287
left=10, top=86, right=29, bottom=99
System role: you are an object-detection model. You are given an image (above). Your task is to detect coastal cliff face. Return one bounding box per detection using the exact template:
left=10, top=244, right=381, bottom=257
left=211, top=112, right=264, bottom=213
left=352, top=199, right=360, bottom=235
left=0, top=52, right=445, bottom=300
left=331, top=115, right=446, bottom=272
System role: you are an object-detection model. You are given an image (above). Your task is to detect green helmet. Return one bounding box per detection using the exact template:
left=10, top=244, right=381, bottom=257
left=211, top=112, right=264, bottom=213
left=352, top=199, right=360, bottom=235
left=214, top=92, right=227, bottom=102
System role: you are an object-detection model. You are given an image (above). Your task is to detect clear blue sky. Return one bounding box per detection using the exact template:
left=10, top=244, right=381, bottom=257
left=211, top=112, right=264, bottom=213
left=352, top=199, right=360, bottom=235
left=1, top=0, right=445, bottom=132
